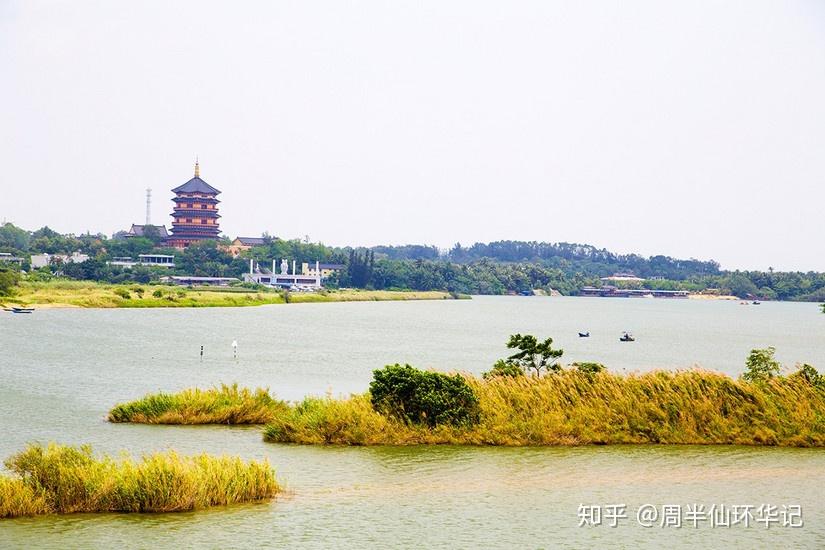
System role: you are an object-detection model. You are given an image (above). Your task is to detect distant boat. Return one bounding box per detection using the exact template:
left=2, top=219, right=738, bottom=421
left=578, top=332, right=590, bottom=338
left=752, top=301, right=761, bottom=305
left=619, top=332, right=635, bottom=342
left=10, top=307, right=34, bottom=314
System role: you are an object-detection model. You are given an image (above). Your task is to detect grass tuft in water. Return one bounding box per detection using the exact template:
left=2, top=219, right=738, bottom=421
left=0, top=443, right=280, bottom=518
left=108, top=383, right=287, bottom=424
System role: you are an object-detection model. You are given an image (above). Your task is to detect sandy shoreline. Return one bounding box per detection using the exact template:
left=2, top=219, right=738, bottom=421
left=688, top=294, right=739, bottom=300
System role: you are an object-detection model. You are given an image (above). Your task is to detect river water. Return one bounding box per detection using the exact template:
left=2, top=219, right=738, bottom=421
left=1, top=296, right=824, bottom=548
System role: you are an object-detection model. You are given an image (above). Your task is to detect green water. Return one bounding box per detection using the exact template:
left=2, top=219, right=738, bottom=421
left=1, top=297, right=824, bottom=548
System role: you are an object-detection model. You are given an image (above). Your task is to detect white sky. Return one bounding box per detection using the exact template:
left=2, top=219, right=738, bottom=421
left=2, top=0, right=824, bottom=270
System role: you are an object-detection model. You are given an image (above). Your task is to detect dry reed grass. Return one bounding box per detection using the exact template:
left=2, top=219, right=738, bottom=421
left=0, top=443, right=280, bottom=518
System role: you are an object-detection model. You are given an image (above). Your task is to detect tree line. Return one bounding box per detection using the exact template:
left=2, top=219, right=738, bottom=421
left=2, top=222, right=825, bottom=301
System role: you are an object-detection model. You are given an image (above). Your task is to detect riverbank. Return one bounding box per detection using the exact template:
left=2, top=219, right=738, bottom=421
left=688, top=293, right=740, bottom=300
left=0, top=281, right=458, bottom=308
left=287, top=289, right=464, bottom=303
left=109, top=369, right=825, bottom=447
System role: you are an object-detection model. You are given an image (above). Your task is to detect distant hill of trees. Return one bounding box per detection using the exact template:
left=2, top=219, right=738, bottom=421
left=369, top=241, right=722, bottom=281
left=2, top=222, right=824, bottom=301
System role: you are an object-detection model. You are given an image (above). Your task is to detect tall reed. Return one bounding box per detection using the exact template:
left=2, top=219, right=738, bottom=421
left=263, top=370, right=825, bottom=446
left=109, top=384, right=286, bottom=424
left=0, top=443, right=280, bottom=518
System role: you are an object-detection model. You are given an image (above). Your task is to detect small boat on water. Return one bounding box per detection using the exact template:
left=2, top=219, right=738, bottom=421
left=752, top=301, right=761, bottom=305
left=9, top=307, right=34, bottom=314
left=619, top=332, right=635, bottom=342
left=578, top=332, right=590, bottom=338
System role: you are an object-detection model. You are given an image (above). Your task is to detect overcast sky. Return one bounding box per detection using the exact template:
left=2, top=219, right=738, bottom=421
left=2, top=1, right=824, bottom=270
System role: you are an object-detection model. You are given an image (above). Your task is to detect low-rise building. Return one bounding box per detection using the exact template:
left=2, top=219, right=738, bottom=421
left=160, top=276, right=239, bottom=286
left=580, top=286, right=688, bottom=298
left=224, top=237, right=267, bottom=258
left=30, top=252, right=90, bottom=269
left=109, top=254, right=175, bottom=269
left=243, top=259, right=322, bottom=290
left=115, top=224, right=170, bottom=240
left=0, top=252, right=24, bottom=266
left=600, top=273, right=645, bottom=283
left=301, top=262, right=344, bottom=279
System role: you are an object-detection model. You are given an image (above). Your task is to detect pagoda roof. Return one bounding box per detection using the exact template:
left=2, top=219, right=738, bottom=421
left=127, top=224, right=169, bottom=238
left=172, top=176, right=221, bottom=195
left=234, top=237, right=266, bottom=246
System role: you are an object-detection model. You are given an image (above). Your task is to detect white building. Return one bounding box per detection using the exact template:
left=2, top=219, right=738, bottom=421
left=109, top=254, right=175, bottom=268
left=30, top=252, right=90, bottom=269
left=0, top=253, right=24, bottom=266
left=243, top=259, right=323, bottom=290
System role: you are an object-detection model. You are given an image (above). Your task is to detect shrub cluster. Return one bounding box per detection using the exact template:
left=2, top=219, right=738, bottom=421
left=369, top=364, right=480, bottom=427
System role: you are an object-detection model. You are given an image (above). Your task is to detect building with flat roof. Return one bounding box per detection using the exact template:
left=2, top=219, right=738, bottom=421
left=160, top=276, right=238, bottom=286
left=30, top=252, right=89, bottom=269
left=600, top=273, right=645, bottom=283
left=301, top=262, right=344, bottom=279
left=0, top=253, right=24, bottom=266
left=243, top=259, right=323, bottom=290
left=109, top=254, right=175, bottom=269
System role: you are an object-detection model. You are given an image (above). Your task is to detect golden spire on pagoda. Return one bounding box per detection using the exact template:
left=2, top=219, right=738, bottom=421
left=194, top=157, right=200, bottom=178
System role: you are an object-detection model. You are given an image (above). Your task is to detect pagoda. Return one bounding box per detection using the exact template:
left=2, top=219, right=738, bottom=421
left=167, top=161, right=222, bottom=248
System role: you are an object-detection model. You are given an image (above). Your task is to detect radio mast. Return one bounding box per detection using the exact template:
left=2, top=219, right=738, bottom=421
left=145, top=188, right=152, bottom=225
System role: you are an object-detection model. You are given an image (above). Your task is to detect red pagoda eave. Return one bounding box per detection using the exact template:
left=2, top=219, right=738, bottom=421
left=170, top=224, right=221, bottom=230
left=171, top=210, right=222, bottom=218
left=173, top=197, right=221, bottom=204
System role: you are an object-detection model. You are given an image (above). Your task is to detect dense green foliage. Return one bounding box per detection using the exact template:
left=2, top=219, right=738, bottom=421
left=572, top=362, right=607, bottom=375
left=369, top=364, right=480, bottom=427
left=4, top=222, right=825, bottom=300
left=504, top=334, right=564, bottom=376
left=483, top=359, right=526, bottom=380
left=742, top=347, right=782, bottom=383
left=792, top=364, right=825, bottom=388
left=0, top=267, right=21, bottom=296
left=446, top=241, right=721, bottom=279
